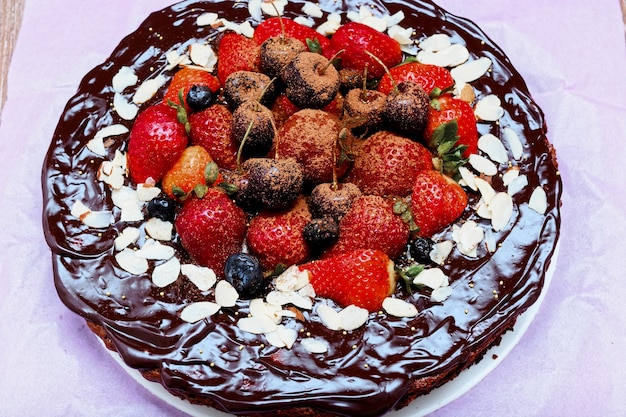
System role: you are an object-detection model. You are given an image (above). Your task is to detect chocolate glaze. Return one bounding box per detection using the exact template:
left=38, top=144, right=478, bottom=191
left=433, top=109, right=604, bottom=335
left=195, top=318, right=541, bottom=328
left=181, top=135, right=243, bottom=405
left=41, top=1, right=562, bottom=416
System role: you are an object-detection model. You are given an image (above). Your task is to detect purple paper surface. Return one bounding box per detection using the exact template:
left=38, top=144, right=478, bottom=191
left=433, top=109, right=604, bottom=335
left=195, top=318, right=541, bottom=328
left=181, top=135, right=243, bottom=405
left=1, top=1, right=625, bottom=416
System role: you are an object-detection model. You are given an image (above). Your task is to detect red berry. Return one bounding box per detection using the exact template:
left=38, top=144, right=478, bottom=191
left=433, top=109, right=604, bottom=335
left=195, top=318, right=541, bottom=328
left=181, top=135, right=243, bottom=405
left=246, top=198, right=312, bottom=271
left=163, top=67, right=220, bottom=111
left=424, top=95, right=478, bottom=158
left=378, top=62, right=454, bottom=96
left=410, top=170, right=468, bottom=237
left=324, top=195, right=410, bottom=260
left=346, top=130, right=433, bottom=197
left=300, top=249, right=396, bottom=312
left=217, top=32, right=261, bottom=85
left=175, top=188, right=247, bottom=277
left=127, top=103, right=188, bottom=184
left=161, top=145, right=221, bottom=201
left=188, top=104, right=238, bottom=171
left=253, top=17, right=331, bottom=52
left=326, top=22, right=402, bottom=79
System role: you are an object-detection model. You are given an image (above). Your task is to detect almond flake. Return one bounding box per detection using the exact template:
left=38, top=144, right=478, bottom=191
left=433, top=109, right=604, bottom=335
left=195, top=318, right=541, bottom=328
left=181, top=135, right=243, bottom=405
left=301, top=337, right=329, bottom=354
left=384, top=11, right=405, bottom=28
left=502, top=127, right=524, bottom=160
left=337, top=305, right=369, bottom=331
left=196, top=12, right=219, bottom=26
left=165, top=50, right=191, bottom=71
left=388, top=25, right=414, bottom=45
left=360, top=15, right=388, bottom=32
left=120, top=199, right=144, bottom=222
left=413, top=268, right=448, bottom=290
left=94, top=124, right=130, bottom=141
left=469, top=154, right=498, bottom=176
left=70, top=200, right=90, bottom=218
left=316, top=304, right=341, bottom=331
left=112, top=66, right=138, bottom=93
left=298, top=283, right=316, bottom=299
left=478, top=133, right=508, bottom=164
left=135, top=239, right=175, bottom=260
left=285, top=291, right=314, bottom=310
left=382, top=298, right=418, bottom=318
left=452, top=221, right=484, bottom=257
left=86, top=137, right=107, bottom=157
left=115, top=248, right=149, bottom=275
left=266, top=290, right=290, bottom=307
left=417, top=43, right=469, bottom=68
left=431, top=286, right=453, bottom=303
left=265, top=329, right=287, bottom=348
left=458, top=166, right=477, bottom=191
left=529, top=186, right=548, bottom=214
left=302, top=1, right=323, bottom=18
left=260, top=0, right=287, bottom=16
left=474, top=177, right=496, bottom=203
left=507, top=174, right=528, bottom=197
left=450, top=57, right=492, bottom=84
left=189, top=43, right=217, bottom=70
left=111, top=186, right=139, bottom=209
left=430, top=240, right=454, bottom=265
left=237, top=315, right=277, bottom=335
left=418, top=33, right=451, bottom=52
left=113, top=93, right=139, bottom=120
left=475, top=94, right=505, bottom=121
left=316, top=13, right=341, bottom=36
left=274, top=265, right=309, bottom=292
left=133, top=75, right=167, bottom=105
left=152, top=257, right=181, bottom=288
left=181, top=264, right=217, bottom=291
left=489, top=192, right=514, bottom=232
left=249, top=298, right=284, bottom=323
left=180, top=301, right=220, bottom=323
left=136, top=184, right=161, bottom=201
left=275, top=325, right=298, bottom=349
left=83, top=210, right=115, bottom=229
left=215, top=280, right=239, bottom=307
left=502, top=167, right=520, bottom=186
left=294, top=16, right=315, bottom=27
left=145, top=217, right=173, bottom=241
left=114, top=227, right=140, bottom=251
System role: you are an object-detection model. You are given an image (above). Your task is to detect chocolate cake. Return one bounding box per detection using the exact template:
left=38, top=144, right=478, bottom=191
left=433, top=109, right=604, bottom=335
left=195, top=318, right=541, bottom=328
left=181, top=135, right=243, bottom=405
left=41, top=1, right=562, bottom=416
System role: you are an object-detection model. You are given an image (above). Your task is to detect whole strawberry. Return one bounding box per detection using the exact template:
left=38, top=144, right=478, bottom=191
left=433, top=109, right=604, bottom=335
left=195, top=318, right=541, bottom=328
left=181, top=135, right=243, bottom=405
left=253, top=17, right=331, bottom=53
left=161, top=145, right=221, bottom=201
left=377, top=61, right=454, bottom=96
left=424, top=95, right=478, bottom=158
left=345, top=130, right=433, bottom=197
left=300, top=249, right=396, bottom=312
left=163, top=67, right=220, bottom=111
left=127, top=103, right=188, bottom=184
left=325, top=22, right=402, bottom=79
left=188, top=104, right=238, bottom=171
left=324, top=195, right=410, bottom=260
left=410, top=170, right=468, bottom=237
left=175, top=188, right=247, bottom=277
left=246, top=198, right=312, bottom=272
left=217, top=32, right=261, bottom=85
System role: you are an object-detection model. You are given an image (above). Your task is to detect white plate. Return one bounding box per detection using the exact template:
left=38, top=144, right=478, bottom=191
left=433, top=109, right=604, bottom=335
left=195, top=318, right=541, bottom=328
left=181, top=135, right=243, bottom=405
left=102, top=242, right=559, bottom=417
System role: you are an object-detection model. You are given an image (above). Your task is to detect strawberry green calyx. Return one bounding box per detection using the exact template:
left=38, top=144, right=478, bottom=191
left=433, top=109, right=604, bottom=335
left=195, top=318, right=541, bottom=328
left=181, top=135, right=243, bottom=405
left=306, top=38, right=323, bottom=54
left=392, top=198, right=419, bottom=238
left=427, top=119, right=468, bottom=179
left=396, top=262, right=425, bottom=294
left=167, top=88, right=191, bottom=135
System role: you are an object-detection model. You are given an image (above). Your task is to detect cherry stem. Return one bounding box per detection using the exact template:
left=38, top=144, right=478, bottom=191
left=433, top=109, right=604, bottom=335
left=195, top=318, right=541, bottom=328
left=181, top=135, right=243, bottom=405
left=321, top=49, right=345, bottom=74
left=236, top=120, right=255, bottom=174
left=365, top=50, right=397, bottom=93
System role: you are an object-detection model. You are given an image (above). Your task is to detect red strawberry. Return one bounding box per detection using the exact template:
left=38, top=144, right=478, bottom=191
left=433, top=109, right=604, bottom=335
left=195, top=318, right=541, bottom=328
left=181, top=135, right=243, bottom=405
left=270, top=93, right=300, bottom=130
left=325, top=22, right=402, bottom=79
left=246, top=198, right=312, bottom=271
left=127, top=103, right=188, bottom=184
left=175, top=188, right=247, bottom=277
left=217, top=32, right=261, bottom=85
left=188, top=104, right=238, bottom=171
left=324, top=195, right=410, bottom=260
left=410, top=170, right=468, bottom=237
left=377, top=61, right=454, bottom=96
left=300, top=249, right=396, bottom=312
left=253, top=17, right=331, bottom=52
left=163, top=67, right=220, bottom=111
left=424, top=95, right=478, bottom=158
left=277, top=109, right=350, bottom=185
left=161, top=145, right=222, bottom=200
left=345, top=130, right=433, bottom=197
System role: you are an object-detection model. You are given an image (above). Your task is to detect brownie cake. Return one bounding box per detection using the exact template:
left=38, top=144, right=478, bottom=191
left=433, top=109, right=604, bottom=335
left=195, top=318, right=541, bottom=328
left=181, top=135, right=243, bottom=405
left=41, top=0, right=562, bottom=416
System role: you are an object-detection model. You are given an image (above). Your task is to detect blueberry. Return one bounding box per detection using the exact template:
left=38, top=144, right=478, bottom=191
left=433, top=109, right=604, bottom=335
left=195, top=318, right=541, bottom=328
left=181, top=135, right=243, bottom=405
left=409, top=237, right=435, bottom=264
left=186, top=85, right=213, bottom=111
left=146, top=196, right=176, bottom=222
left=224, top=253, right=264, bottom=298
left=303, top=217, right=339, bottom=250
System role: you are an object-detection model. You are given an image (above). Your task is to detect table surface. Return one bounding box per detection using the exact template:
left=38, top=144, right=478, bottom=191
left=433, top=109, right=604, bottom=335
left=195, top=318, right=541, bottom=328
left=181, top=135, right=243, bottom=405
left=2, top=1, right=626, bottom=417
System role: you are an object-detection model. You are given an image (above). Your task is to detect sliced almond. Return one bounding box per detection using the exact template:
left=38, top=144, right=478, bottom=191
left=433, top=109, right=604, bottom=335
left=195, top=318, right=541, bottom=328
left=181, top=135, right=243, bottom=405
left=133, top=75, right=167, bottom=105
left=388, top=25, right=414, bottom=45
left=382, top=298, right=418, bottom=318
left=180, top=301, right=220, bottom=323
left=450, top=57, right=492, bottom=84
left=529, top=186, right=548, bottom=214
left=275, top=325, right=298, bottom=349
left=431, top=286, right=453, bottom=302
left=300, top=337, right=329, bottom=354
left=113, top=92, right=139, bottom=120
left=86, top=136, right=107, bottom=157
left=302, top=1, right=323, bottom=18
left=181, top=264, right=217, bottom=291
left=475, top=94, right=505, bottom=121
left=145, top=217, right=173, bottom=241
left=189, top=43, right=217, bottom=70
left=136, top=183, right=161, bottom=202
left=474, top=177, right=496, bottom=203
left=215, top=280, right=239, bottom=307
left=316, top=304, right=341, bottom=331
left=338, top=305, right=369, bottom=331
left=120, top=199, right=144, bottom=223
left=469, top=154, right=498, bottom=176
left=114, top=227, right=140, bottom=251
left=112, top=66, right=138, bottom=93
left=430, top=240, right=454, bottom=265
left=489, top=192, right=514, bottom=232
left=503, top=127, right=524, bottom=160
left=418, top=33, right=451, bottom=52
left=237, top=315, right=277, bottom=335
left=478, top=133, right=508, bottom=164
left=196, top=12, right=219, bottom=26
left=507, top=174, right=528, bottom=196
left=115, top=248, right=149, bottom=275
left=135, top=239, right=175, bottom=261
left=502, top=167, right=520, bottom=186
left=452, top=221, right=484, bottom=257
left=413, top=268, right=448, bottom=290
left=152, top=257, right=181, bottom=288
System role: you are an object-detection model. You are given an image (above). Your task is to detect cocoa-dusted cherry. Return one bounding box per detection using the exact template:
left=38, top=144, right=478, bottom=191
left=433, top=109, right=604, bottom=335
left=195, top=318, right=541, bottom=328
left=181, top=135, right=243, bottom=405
left=383, top=81, right=430, bottom=136
left=303, top=216, right=340, bottom=251
left=232, top=101, right=276, bottom=157
left=281, top=52, right=340, bottom=109
left=224, top=71, right=276, bottom=109
left=343, top=88, right=386, bottom=135
left=260, top=37, right=307, bottom=79
left=241, top=157, right=304, bottom=210
left=308, top=182, right=361, bottom=221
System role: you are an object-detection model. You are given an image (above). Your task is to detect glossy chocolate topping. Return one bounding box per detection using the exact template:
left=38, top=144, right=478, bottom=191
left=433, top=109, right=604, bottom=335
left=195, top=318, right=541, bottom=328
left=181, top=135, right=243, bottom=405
left=41, top=1, right=562, bottom=416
